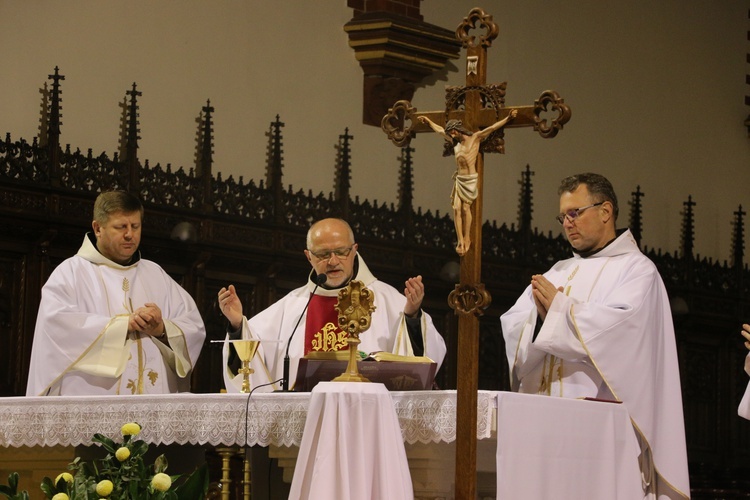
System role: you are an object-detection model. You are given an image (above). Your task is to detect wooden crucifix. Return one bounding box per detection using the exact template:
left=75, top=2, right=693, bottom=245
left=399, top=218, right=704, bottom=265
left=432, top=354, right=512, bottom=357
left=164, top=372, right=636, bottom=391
left=381, top=7, right=571, bottom=500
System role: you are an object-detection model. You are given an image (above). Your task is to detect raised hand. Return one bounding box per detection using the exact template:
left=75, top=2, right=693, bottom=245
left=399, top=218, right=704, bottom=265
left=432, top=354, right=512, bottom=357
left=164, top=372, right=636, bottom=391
left=404, top=275, right=425, bottom=318
left=218, top=284, right=243, bottom=330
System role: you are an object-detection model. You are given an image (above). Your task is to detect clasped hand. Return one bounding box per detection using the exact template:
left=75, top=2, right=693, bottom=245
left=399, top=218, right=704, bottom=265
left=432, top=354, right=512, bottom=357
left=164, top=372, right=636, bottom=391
left=531, top=274, right=563, bottom=321
left=129, top=302, right=165, bottom=338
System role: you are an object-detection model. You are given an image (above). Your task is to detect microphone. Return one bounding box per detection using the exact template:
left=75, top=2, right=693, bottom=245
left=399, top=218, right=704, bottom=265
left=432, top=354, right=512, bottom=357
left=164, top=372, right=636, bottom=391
left=279, top=272, right=327, bottom=391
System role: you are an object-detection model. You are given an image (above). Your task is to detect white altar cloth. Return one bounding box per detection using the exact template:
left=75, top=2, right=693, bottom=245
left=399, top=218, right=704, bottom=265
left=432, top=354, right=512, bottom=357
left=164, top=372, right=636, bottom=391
left=0, top=391, right=496, bottom=449
left=289, top=382, right=413, bottom=500
left=495, top=392, right=643, bottom=500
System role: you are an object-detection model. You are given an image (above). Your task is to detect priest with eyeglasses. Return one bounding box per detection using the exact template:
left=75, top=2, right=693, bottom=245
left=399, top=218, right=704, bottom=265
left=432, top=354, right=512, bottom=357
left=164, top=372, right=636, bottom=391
left=500, top=173, right=690, bottom=499
left=218, top=217, right=446, bottom=393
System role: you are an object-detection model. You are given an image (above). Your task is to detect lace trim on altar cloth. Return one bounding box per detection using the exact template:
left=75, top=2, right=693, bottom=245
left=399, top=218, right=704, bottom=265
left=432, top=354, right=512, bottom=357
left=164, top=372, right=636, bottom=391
left=0, top=391, right=496, bottom=448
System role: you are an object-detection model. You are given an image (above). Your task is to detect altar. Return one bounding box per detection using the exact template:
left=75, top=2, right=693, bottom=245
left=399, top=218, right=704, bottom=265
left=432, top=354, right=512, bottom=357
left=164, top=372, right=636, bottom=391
left=0, top=390, right=498, bottom=499
left=1, top=390, right=645, bottom=499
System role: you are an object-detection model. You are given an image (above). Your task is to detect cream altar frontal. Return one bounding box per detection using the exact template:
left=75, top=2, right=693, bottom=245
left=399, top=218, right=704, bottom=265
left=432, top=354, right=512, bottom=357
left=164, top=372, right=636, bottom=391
left=0, top=389, right=646, bottom=500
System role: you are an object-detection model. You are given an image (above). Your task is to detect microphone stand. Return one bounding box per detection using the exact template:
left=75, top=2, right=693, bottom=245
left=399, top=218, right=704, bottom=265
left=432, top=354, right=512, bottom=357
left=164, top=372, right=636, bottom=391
left=278, top=273, right=327, bottom=392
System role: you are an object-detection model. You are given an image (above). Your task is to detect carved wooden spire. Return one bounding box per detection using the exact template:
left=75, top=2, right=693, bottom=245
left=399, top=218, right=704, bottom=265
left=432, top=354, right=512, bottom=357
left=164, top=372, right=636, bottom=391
left=334, top=128, right=353, bottom=219
left=680, top=195, right=696, bottom=260
left=197, top=100, right=214, bottom=177
left=518, top=164, right=534, bottom=233
left=629, top=185, right=645, bottom=248
left=265, top=115, right=284, bottom=190
left=46, top=67, right=64, bottom=147
left=732, top=204, right=746, bottom=270
left=124, top=83, right=142, bottom=192
left=47, top=66, right=65, bottom=184
left=397, top=145, right=415, bottom=241
left=515, top=165, right=534, bottom=260
left=397, top=146, right=414, bottom=215
left=196, top=100, right=215, bottom=209
left=265, top=115, right=285, bottom=223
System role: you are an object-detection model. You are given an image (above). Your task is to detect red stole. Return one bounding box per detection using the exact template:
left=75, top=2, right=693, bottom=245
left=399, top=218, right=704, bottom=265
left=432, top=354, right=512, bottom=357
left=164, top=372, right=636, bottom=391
left=304, top=294, right=349, bottom=354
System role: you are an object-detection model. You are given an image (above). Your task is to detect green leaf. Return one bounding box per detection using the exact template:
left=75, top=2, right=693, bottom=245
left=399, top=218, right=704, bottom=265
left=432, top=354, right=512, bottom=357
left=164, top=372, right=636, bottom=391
left=54, top=478, right=68, bottom=491
left=8, top=473, right=18, bottom=492
left=130, top=440, right=149, bottom=458
left=92, top=433, right=117, bottom=453
left=72, top=477, right=92, bottom=498
left=173, top=464, right=209, bottom=500
left=128, top=478, right=141, bottom=498
left=153, top=454, right=168, bottom=474
left=39, top=478, right=56, bottom=498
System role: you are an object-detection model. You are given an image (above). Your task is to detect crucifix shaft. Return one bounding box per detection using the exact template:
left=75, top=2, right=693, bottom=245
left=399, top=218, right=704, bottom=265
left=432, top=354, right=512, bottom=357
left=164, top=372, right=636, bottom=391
left=381, top=8, right=570, bottom=500
left=454, top=31, right=487, bottom=500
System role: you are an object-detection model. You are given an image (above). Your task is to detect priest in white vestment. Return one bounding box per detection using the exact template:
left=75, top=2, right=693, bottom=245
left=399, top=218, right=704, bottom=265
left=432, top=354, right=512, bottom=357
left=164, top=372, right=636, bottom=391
left=26, top=191, right=206, bottom=396
left=501, top=173, right=690, bottom=499
left=218, top=218, right=446, bottom=393
left=739, top=324, right=750, bottom=419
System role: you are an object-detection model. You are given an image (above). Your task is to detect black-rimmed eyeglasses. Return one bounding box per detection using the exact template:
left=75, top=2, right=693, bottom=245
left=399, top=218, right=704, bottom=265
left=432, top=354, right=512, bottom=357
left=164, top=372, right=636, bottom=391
left=555, top=202, right=604, bottom=225
left=308, top=244, right=355, bottom=261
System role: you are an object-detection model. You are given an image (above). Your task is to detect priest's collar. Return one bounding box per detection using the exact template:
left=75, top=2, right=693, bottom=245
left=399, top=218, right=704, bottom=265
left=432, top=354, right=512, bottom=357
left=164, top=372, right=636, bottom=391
left=572, top=228, right=627, bottom=258
left=307, top=254, right=377, bottom=297
left=78, top=232, right=142, bottom=269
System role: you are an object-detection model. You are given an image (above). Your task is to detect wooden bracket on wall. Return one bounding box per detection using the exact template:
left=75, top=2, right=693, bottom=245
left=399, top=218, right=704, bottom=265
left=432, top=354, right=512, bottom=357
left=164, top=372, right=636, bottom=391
left=344, top=8, right=461, bottom=127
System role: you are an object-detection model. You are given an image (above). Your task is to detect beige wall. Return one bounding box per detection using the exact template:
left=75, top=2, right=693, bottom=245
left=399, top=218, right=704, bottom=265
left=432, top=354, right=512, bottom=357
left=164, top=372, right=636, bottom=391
left=1, top=0, right=748, bottom=261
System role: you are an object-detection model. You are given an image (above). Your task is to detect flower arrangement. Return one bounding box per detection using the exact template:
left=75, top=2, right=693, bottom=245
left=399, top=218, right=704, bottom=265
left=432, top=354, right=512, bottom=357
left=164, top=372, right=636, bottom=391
left=0, top=423, right=207, bottom=500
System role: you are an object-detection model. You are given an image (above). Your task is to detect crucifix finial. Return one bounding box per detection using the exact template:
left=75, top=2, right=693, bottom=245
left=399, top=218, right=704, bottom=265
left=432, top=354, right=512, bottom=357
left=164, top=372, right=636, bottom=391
left=456, top=8, right=498, bottom=49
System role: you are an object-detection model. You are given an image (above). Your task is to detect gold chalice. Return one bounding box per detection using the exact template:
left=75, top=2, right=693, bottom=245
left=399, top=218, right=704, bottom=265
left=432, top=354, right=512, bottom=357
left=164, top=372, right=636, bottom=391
left=333, top=280, right=376, bottom=383
left=234, top=339, right=260, bottom=393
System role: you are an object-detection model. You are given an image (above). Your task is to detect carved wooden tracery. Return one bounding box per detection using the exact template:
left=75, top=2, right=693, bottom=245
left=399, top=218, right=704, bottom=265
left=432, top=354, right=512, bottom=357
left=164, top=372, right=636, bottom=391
left=455, top=7, right=499, bottom=49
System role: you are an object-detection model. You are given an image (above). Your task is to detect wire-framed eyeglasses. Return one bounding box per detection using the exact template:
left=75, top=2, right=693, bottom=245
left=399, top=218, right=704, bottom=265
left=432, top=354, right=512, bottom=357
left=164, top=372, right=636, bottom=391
left=555, top=202, right=604, bottom=225
left=308, top=244, right=355, bottom=261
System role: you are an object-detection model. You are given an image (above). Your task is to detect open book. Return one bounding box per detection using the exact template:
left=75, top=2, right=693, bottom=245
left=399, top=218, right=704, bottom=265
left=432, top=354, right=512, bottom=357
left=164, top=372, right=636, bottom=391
left=294, top=351, right=437, bottom=391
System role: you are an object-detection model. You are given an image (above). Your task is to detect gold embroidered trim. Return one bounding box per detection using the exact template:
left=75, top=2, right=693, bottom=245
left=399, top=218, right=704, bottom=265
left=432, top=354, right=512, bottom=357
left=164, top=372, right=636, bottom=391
left=538, top=355, right=564, bottom=396
left=310, top=322, right=348, bottom=352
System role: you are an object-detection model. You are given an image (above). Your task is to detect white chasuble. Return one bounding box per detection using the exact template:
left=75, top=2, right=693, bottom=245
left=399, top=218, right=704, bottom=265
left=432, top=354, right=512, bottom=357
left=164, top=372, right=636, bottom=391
left=739, top=353, right=750, bottom=420
left=501, top=229, right=690, bottom=500
left=222, top=255, right=446, bottom=393
left=27, top=235, right=206, bottom=396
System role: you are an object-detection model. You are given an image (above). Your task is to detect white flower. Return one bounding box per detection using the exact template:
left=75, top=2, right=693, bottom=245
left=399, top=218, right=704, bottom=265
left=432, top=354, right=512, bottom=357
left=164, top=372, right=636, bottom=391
left=151, top=472, right=172, bottom=492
